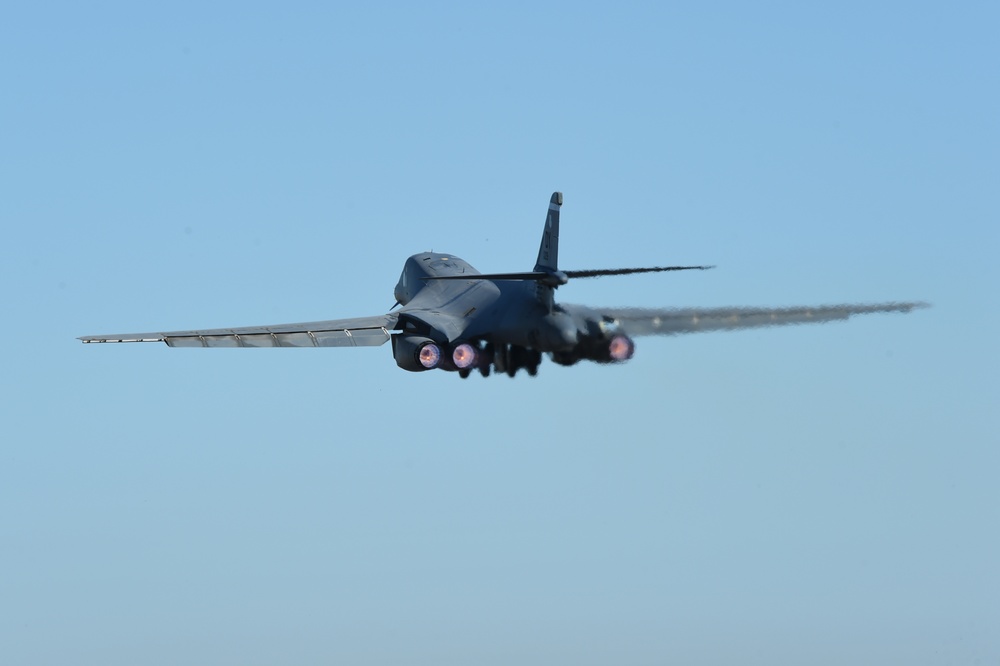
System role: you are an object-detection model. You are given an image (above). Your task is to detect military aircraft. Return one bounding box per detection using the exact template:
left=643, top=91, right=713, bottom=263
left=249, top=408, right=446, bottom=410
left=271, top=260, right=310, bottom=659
left=80, top=192, right=926, bottom=377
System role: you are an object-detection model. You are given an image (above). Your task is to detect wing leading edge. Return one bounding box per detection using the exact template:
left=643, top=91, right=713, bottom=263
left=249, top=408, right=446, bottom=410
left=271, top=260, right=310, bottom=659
left=599, top=302, right=928, bottom=336
left=78, top=313, right=399, bottom=348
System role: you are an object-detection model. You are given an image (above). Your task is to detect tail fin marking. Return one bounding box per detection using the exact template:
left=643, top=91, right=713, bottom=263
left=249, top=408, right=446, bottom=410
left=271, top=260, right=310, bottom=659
left=534, top=191, right=562, bottom=272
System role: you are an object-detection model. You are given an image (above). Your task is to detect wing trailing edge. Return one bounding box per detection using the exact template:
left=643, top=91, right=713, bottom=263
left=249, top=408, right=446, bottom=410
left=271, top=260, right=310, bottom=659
left=79, top=314, right=399, bottom=348
left=599, top=302, right=929, bottom=336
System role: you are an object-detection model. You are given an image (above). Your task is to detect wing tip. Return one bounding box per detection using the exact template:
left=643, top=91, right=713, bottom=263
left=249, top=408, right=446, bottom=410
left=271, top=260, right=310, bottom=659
left=872, top=301, right=931, bottom=314
left=78, top=335, right=166, bottom=343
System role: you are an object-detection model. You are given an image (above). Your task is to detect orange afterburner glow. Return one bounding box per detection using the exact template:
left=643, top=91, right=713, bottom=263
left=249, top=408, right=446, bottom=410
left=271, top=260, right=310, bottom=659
left=608, top=335, right=634, bottom=361
left=418, top=343, right=441, bottom=369
left=452, top=343, right=478, bottom=369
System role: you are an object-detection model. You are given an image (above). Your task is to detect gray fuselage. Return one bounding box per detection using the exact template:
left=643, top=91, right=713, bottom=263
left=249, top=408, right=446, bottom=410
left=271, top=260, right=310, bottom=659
left=393, top=252, right=597, bottom=352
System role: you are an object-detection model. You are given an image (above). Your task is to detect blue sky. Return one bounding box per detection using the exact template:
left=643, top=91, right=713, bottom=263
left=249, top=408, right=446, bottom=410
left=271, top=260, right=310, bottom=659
left=2, top=3, right=997, bottom=664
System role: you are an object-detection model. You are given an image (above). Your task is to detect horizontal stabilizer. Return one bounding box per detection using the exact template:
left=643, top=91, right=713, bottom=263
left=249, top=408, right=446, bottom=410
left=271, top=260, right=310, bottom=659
left=565, top=265, right=713, bottom=278
left=422, top=265, right=712, bottom=284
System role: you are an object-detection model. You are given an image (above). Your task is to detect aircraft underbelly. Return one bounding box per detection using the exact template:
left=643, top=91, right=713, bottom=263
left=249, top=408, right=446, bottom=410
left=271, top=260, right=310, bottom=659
left=489, top=302, right=579, bottom=351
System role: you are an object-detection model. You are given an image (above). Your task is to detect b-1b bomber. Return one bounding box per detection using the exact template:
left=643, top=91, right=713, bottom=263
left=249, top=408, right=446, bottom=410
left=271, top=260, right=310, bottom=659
left=80, top=192, right=925, bottom=377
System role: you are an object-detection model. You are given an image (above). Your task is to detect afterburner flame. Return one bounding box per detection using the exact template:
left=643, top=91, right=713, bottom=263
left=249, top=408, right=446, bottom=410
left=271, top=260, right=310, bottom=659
left=452, top=342, right=478, bottom=369
left=608, top=334, right=634, bottom=361
left=418, top=343, right=441, bottom=369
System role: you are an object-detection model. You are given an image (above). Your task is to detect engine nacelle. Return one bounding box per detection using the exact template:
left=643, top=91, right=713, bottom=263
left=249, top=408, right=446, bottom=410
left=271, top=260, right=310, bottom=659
left=451, top=342, right=478, bottom=369
left=557, top=333, right=634, bottom=364
left=607, top=334, right=634, bottom=361
left=392, top=335, right=442, bottom=372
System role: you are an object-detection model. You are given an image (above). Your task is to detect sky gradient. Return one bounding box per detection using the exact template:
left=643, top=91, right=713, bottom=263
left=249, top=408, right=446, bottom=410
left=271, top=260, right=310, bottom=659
left=2, top=3, right=997, bottom=664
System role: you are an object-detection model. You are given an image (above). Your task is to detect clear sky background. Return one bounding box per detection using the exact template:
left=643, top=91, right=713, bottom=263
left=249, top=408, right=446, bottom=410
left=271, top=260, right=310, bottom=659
left=2, top=3, right=997, bottom=665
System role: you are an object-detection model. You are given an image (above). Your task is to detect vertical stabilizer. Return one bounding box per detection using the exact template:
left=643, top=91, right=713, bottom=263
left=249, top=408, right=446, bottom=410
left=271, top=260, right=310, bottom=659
left=533, top=192, right=562, bottom=313
left=534, top=191, right=562, bottom=272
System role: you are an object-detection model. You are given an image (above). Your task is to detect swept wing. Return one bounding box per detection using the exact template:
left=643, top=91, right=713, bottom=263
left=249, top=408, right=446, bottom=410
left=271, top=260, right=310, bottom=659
left=78, top=313, right=399, bottom=348
left=600, top=302, right=928, bottom=336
